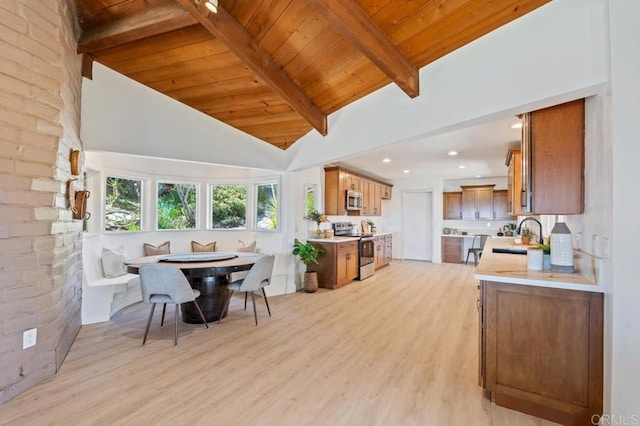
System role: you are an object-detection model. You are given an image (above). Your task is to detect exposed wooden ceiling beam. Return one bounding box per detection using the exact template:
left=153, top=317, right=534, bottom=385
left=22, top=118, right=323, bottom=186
left=176, top=0, right=328, bottom=136
left=77, top=3, right=198, bottom=54
left=308, top=0, right=419, bottom=98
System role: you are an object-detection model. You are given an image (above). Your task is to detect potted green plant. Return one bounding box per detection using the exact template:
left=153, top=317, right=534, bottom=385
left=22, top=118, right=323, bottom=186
left=520, top=227, right=535, bottom=245
left=533, top=242, right=551, bottom=269
left=503, top=223, right=517, bottom=236
left=292, top=238, right=326, bottom=292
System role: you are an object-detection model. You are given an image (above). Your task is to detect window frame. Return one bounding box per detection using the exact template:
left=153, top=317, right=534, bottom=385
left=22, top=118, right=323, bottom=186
left=253, top=179, right=280, bottom=233
left=207, top=182, right=248, bottom=231
left=155, top=180, right=200, bottom=231
left=103, top=174, right=144, bottom=233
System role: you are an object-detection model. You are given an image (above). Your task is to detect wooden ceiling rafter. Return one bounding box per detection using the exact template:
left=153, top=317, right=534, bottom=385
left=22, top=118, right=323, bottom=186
left=77, top=2, right=198, bottom=54
left=307, top=0, right=419, bottom=98
left=175, top=0, right=328, bottom=137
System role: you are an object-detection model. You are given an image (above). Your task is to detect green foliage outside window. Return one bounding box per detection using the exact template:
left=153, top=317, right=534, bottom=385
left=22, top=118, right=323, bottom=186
left=256, top=183, right=278, bottom=231
left=211, top=185, right=246, bottom=229
left=157, top=182, right=197, bottom=229
left=105, top=176, right=141, bottom=231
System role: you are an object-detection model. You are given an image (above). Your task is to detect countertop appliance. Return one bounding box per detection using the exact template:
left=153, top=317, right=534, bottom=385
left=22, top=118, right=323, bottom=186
left=346, top=190, right=362, bottom=211
left=332, top=222, right=375, bottom=280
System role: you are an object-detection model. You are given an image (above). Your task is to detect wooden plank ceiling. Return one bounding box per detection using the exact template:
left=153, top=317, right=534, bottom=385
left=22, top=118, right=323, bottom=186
left=75, top=0, right=551, bottom=150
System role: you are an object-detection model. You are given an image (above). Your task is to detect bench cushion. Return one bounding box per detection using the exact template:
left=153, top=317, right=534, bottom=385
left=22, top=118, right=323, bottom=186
left=143, top=241, right=170, bottom=256
left=191, top=240, right=216, bottom=252
left=101, top=246, right=127, bottom=278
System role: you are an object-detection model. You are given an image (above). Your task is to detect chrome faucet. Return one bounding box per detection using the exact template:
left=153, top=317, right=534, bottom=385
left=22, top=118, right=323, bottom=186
left=516, top=217, right=544, bottom=244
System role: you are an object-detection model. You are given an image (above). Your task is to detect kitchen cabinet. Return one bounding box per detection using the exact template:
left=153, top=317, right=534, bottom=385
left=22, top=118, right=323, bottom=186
left=461, top=185, right=494, bottom=220
left=441, top=236, right=463, bottom=263
left=492, top=190, right=512, bottom=220
left=373, top=234, right=392, bottom=270
left=324, top=166, right=392, bottom=216
left=443, top=192, right=462, bottom=219
left=310, top=240, right=359, bottom=289
left=384, top=234, right=392, bottom=264
left=521, top=99, right=585, bottom=214
left=479, top=280, right=603, bottom=425
left=381, top=185, right=392, bottom=200
left=505, top=148, right=522, bottom=216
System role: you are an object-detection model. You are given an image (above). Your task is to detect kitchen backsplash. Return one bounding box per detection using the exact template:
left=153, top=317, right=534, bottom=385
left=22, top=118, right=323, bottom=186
left=442, top=219, right=515, bottom=236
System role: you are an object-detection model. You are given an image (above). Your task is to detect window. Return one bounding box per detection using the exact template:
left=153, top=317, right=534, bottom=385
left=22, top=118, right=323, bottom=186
left=157, top=182, right=197, bottom=230
left=210, top=184, right=247, bottom=229
left=105, top=176, right=142, bottom=231
left=255, top=182, right=278, bottom=231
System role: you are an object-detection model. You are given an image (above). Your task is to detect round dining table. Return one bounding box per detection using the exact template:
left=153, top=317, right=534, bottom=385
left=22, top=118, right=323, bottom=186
left=125, top=252, right=263, bottom=324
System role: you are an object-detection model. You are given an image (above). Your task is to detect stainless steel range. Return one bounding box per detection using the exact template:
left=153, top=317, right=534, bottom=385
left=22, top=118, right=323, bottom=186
left=332, top=222, right=375, bottom=280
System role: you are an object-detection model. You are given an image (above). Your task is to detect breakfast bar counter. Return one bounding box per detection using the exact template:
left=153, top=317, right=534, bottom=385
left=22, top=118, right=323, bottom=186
left=475, top=238, right=603, bottom=425
left=474, top=238, right=603, bottom=292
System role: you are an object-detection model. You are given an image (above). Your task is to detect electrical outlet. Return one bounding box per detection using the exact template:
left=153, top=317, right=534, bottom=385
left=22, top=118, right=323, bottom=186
left=23, top=328, right=37, bottom=349
left=601, top=237, right=610, bottom=259
left=576, top=232, right=583, bottom=250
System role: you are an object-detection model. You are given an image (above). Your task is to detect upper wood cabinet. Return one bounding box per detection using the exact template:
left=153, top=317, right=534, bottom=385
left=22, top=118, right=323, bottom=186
left=461, top=185, right=494, bottom=220
left=492, top=190, right=512, bottom=220
left=443, top=192, right=462, bottom=219
left=381, top=185, right=392, bottom=200
left=324, top=166, right=392, bottom=216
left=505, top=148, right=522, bottom=216
left=521, top=99, right=585, bottom=214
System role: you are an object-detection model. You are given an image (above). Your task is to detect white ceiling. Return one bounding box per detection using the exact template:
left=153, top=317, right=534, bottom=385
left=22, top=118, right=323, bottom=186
left=336, top=115, right=523, bottom=182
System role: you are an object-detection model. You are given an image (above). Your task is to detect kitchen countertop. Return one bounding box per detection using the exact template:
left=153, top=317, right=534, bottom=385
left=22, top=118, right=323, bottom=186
left=308, top=231, right=392, bottom=243
left=474, top=239, right=603, bottom=293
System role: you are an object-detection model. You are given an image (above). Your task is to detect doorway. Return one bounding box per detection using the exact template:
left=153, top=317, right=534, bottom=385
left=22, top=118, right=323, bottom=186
left=401, top=190, right=433, bottom=261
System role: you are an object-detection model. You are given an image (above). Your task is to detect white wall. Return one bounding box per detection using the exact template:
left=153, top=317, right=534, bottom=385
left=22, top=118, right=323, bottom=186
left=608, top=0, right=640, bottom=418
left=81, top=63, right=287, bottom=171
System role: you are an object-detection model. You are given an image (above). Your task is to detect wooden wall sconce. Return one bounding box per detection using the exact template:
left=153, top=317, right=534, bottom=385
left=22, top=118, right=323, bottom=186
left=67, top=178, right=90, bottom=220
left=70, top=150, right=81, bottom=176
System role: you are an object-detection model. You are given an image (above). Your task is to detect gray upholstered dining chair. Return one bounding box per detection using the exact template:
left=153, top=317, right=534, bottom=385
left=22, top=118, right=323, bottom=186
left=219, top=255, right=275, bottom=326
left=139, top=265, right=209, bottom=346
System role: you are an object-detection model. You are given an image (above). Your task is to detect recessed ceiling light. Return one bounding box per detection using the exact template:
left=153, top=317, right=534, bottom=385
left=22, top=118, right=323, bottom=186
left=403, top=169, right=410, bottom=174
left=448, top=150, right=458, bottom=156
left=382, top=158, right=391, bottom=163
left=511, top=122, right=523, bottom=129
left=476, top=175, right=482, bottom=178
left=458, top=165, right=466, bottom=169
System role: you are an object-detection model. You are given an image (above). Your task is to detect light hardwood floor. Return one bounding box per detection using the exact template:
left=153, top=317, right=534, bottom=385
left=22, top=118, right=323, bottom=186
left=0, top=261, right=557, bottom=425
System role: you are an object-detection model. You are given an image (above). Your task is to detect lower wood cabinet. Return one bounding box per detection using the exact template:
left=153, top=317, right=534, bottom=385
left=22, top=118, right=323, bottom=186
left=374, top=234, right=392, bottom=270
left=442, top=237, right=463, bottom=263
left=310, top=240, right=359, bottom=289
left=479, top=281, right=603, bottom=425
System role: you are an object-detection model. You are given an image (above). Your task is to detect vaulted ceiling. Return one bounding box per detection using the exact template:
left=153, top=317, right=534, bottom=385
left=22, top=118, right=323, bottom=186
left=74, top=0, right=551, bottom=150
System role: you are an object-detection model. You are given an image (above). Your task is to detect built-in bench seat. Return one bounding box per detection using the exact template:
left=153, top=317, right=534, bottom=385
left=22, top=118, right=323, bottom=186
left=80, top=232, right=294, bottom=325
left=81, top=238, right=142, bottom=325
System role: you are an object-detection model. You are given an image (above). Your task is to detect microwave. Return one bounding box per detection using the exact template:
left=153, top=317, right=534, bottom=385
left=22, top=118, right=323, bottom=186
left=346, top=190, right=363, bottom=211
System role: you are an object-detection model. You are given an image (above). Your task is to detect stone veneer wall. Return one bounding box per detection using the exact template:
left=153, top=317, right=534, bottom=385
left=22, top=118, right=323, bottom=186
left=0, top=0, right=82, bottom=403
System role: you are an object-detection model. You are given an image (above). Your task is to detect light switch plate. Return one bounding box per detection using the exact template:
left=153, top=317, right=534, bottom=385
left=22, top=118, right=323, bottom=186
left=576, top=232, right=583, bottom=250
left=601, top=237, right=610, bottom=259
left=23, top=328, right=37, bottom=349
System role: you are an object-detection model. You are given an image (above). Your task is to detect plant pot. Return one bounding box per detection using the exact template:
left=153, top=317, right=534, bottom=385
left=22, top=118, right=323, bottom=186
left=522, top=236, right=531, bottom=245
left=543, top=254, right=551, bottom=270
left=303, top=271, right=318, bottom=293
left=505, top=231, right=513, bottom=236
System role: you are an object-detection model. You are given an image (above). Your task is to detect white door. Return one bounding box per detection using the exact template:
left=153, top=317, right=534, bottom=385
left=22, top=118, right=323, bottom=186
left=402, top=191, right=433, bottom=261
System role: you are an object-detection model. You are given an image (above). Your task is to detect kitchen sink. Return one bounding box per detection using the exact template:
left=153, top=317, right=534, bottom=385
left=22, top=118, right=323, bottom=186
left=492, top=247, right=528, bottom=255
